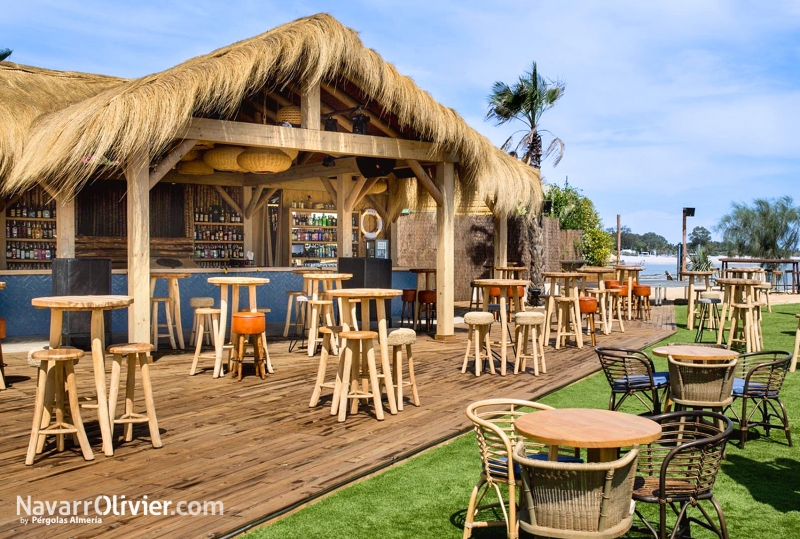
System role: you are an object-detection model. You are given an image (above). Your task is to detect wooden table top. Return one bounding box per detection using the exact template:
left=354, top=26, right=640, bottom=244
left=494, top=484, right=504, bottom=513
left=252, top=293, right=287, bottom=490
left=682, top=270, right=716, bottom=276
left=715, top=278, right=763, bottom=286
left=292, top=268, right=334, bottom=274
left=725, top=267, right=765, bottom=273
left=652, top=345, right=739, bottom=361
left=495, top=266, right=526, bottom=272
left=326, top=288, right=402, bottom=298
left=302, top=273, right=353, bottom=280
left=579, top=267, right=616, bottom=274
left=542, top=272, right=586, bottom=279
left=151, top=272, right=192, bottom=279
left=615, top=266, right=644, bottom=271
left=32, top=295, right=133, bottom=310
left=207, top=276, right=270, bottom=286
left=410, top=268, right=436, bottom=273
left=473, top=278, right=531, bottom=287
left=515, top=408, right=662, bottom=449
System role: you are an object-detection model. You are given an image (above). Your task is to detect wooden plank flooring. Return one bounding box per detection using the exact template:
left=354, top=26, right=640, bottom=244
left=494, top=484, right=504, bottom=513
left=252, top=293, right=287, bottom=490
left=0, top=304, right=675, bottom=539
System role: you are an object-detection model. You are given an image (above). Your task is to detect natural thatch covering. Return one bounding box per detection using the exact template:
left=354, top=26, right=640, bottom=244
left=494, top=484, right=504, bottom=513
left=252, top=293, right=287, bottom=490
left=0, top=62, right=125, bottom=180
left=5, top=13, right=541, bottom=217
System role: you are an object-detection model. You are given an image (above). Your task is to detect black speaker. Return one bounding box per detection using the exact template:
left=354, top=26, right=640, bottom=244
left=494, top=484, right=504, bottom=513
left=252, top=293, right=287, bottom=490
left=52, top=258, right=112, bottom=349
left=338, top=257, right=393, bottom=327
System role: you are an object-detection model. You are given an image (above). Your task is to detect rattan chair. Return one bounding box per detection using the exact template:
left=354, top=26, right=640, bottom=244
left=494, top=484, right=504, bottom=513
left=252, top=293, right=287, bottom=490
left=668, top=357, right=737, bottom=411
left=596, top=347, right=669, bottom=415
left=723, top=350, right=792, bottom=449
left=632, top=411, right=734, bottom=539
left=514, top=441, right=640, bottom=539
left=463, top=399, right=581, bottom=539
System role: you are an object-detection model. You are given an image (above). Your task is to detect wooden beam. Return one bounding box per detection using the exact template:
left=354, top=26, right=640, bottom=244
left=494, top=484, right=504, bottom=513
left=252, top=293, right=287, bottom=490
left=408, top=159, right=444, bottom=207
left=319, top=176, right=338, bottom=204
left=55, top=194, right=75, bottom=258
left=352, top=177, right=380, bottom=208
left=149, top=139, right=197, bottom=189
left=435, top=162, right=455, bottom=341
left=344, top=176, right=368, bottom=211
left=493, top=215, right=508, bottom=271
left=186, top=118, right=457, bottom=163
left=251, top=187, right=277, bottom=218
left=245, top=186, right=265, bottom=219
left=213, top=185, right=244, bottom=216
left=321, top=82, right=402, bottom=138
left=159, top=171, right=245, bottom=186
left=336, top=175, right=355, bottom=258
left=301, top=82, right=321, bottom=130
left=126, top=151, right=150, bottom=343
left=242, top=157, right=361, bottom=186
left=364, top=194, right=389, bottom=223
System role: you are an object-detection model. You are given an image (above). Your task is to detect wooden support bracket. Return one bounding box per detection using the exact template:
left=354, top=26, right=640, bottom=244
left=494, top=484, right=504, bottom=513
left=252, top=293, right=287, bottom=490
left=408, top=159, right=443, bottom=207
left=149, top=139, right=198, bottom=189
left=213, top=185, right=244, bottom=216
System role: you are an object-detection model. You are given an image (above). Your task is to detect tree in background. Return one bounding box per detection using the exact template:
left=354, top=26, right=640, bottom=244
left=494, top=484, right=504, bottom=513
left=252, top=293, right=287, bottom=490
left=545, top=181, right=613, bottom=265
left=689, top=226, right=711, bottom=249
left=0, top=49, right=12, bottom=62
left=605, top=225, right=676, bottom=255
left=715, top=196, right=800, bottom=261
left=486, top=61, right=565, bottom=287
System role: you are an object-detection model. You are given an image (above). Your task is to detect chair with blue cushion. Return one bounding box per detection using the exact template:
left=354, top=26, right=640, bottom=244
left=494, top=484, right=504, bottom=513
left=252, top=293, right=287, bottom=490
left=724, top=350, right=792, bottom=449
left=463, top=399, right=582, bottom=539
left=596, top=347, right=669, bottom=415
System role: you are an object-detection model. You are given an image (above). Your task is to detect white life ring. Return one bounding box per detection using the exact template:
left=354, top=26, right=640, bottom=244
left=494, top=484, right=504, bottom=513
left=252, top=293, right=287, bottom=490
left=360, top=208, right=383, bottom=240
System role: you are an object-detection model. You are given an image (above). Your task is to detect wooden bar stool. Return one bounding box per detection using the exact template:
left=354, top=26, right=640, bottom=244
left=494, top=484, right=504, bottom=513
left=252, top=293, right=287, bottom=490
left=387, top=328, right=419, bottom=410
left=727, top=303, right=759, bottom=353
left=632, top=284, right=652, bottom=321
left=189, top=297, right=215, bottom=347
left=583, top=288, right=609, bottom=335
left=309, top=326, right=342, bottom=408
left=231, top=312, right=267, bottom=381
left=461, top=311, right=495, bottom=376
left=400, top=289, right=416, bottom=327
left=578, top=296, right=599, bottom=347
left=107, top=343, right=162, bottom=449
left=334, top=330, right=384, bottom=422
left=190, top=307, right=225, bottom=375
left=26, top=347, right=93, bottom=465
left=417, top=290, right=437, bottom=332
left=554, top=296, right=581, bottom=349
left=468, top=281, right=482, bottom=310
left=307, top=299, right=334, bottom=357
left=283, top=290, right=306, bottom=337
left=695, top=297, right=722, bottom=343
left=605, top=287, right=626, bottom=333
left=513, top=311, right=545, bottom=375
left=150, top=297, right=176, bottom=351
left=256, top=307, right=273, bottom=374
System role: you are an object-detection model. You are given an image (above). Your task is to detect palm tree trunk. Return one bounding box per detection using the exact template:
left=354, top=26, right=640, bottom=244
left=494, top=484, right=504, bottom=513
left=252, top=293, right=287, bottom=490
left=528, top=215, right=545, bottom=290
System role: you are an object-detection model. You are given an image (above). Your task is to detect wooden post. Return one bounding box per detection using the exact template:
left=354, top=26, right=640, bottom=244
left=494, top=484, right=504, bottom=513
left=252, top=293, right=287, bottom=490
left=616, top=214, right=621, bottom=265
left=435, top=162, right=455, bottom=341
left=243, top=187, right=255, bottom=264
left=126, top=151, right=150, bottom=342
left=681, top=211, right=688, bottom=280
left=493, top=214, right=507, bottom=273
left=301, top=82, right=321, bottom=130
left=336, top=175, right=354, bottom=258
left=56, top=195, right=75, bottom=258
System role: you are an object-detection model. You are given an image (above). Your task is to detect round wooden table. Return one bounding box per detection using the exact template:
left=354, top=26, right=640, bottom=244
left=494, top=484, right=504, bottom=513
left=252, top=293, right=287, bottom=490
left=207, top=277, right=270, bottom=378
left=652, top=344, right=739, bottom=362
left=515, top=408, right=662, bottom=462
left=326, top=288, right=402, bottom=415
left=31, top=294, right=134, bottom=457
left=473, top=278, right=530, bottom=375
left=150, top=272, right=191, bottom=349
left=714, top=277, right=763, bottom=346
left=542, top=272, right=586, bottom=349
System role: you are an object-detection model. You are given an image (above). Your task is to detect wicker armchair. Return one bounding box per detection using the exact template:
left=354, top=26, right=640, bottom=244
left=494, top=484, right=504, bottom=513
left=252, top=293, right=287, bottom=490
left=463, top=399, right=581, bottom=539
left=514, top=441, right=640, bottom=539
left=668, top=356, right=738, bottom=410
left=723, top=350, right=792, bottom=448
left=596, top=347, right=669, bottom=414
left=633, top=411, right=733, bottom=539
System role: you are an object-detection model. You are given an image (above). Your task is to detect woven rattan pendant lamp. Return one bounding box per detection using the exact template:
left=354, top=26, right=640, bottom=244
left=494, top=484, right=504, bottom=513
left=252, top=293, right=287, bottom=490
left=237, top=148, right=293, bottom=173
left=203, top=145, right=247, bottom=172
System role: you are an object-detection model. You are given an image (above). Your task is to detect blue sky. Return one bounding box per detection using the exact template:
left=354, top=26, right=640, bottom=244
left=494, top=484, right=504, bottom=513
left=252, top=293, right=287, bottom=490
left=4, top=1, right=800, bottom=243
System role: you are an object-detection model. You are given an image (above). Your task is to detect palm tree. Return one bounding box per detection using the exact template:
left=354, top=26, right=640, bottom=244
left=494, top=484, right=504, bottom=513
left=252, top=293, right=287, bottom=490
left=486, top=62, right=565, bottom=288
left=716, top=196, right=800, bottom=266
left=0, top=49, right=12, bottom=62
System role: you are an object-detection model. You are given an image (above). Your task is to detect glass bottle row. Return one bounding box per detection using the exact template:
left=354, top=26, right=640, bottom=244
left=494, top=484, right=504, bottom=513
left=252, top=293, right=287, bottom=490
left=7, top=220, right=56, bottom=239
left=7, top=242, right=56, bottom=260
left=194, top=226, right=243, bottom=241
left=194, top=244, right=245, bottom=259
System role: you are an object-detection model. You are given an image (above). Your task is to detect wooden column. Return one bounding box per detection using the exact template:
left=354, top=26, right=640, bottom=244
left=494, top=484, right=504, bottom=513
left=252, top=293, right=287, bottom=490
left=242, top=187, right=255, bottom=263
left=301, top=82, right=321, bottom=130
left=435, top=162, right=455, bottom=341
left=125, top=152, right=150, bottom=342
left=55, top=195, right=75, bottom=258
left=336, top=175, right=354, bottom=258
left=493, top=214, right=507, bottom=273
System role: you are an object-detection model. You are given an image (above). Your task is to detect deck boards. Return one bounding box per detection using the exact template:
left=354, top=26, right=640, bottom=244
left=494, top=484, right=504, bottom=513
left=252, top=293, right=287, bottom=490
left=0, top=303, right=675, bottom=539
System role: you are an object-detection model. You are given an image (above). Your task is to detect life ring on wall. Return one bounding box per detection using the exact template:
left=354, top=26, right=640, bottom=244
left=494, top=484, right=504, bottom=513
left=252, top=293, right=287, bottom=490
left=360, top=208, right=383, bottom=240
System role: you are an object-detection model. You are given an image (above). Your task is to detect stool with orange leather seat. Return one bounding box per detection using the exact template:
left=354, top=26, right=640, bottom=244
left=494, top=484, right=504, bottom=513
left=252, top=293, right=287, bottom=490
left=231, top=311, right=267, bottom=381
left=632, top=284, right=652, bottom=321
left=578, top=296, right=599, bottom=346
left=400, top=289, right=416, bottom=327
left=416, top=290, right=437, bottom=332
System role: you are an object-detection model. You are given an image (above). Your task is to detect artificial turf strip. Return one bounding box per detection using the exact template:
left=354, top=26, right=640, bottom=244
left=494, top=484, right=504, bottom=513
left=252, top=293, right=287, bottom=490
left=245, top=304, right=800, bottom=539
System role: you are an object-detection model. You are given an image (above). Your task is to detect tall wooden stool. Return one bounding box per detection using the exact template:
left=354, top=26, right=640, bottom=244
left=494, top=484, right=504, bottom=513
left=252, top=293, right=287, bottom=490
left=605, top=287, right=626, bottom=333
left=755, top=282, right=773, bottom=313
left=189, top=307, right=225, bottom=375
left=333, top=330, right=384, bottom=422
left=583, top=288, right=609, bottom=335
left=309, top=326, right=342, bottom=408
left=231, top=312, right=267, bottom=381
left=727, top=303, right=759, bottom=353
left=283, top=290, right=306, bottom=337
left=468, top=281, right=483, bottom=310
left=0, top=317, right=6, bottom=390
left=387, top=328, right=419, bottom=410
left=791, top=313, right=800, bottom=372
left=256, top=307, right=273, bottom=374
left=514, top=311, right=546, bottom=375
left=416, top=290, right=437, bottom=332
left=461, top=311, right=495, bottom=376
left=189, top=297, right=215, bottom=347
left=554, top=296, right=581, bottom=349
left=26, top=347, right=93, bottom=465
left=307, top=299, right=334, bottom=357
left=400, top=289, right=416, bottom=327
left=150, top=297, right=176, bottom=351
left=632, top=284, right=652, bottom=321
left=695, top=297, right=722, bottom=343
left=107, top=343, right=162, bottom=449
left=578, top=296, right=599, bottom=347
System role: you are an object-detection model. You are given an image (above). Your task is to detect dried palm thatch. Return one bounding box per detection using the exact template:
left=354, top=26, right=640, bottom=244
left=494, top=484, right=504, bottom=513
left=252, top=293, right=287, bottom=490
left=0, top=62, right=125, bottom=181
left=6, top=13, right=541, bottom=217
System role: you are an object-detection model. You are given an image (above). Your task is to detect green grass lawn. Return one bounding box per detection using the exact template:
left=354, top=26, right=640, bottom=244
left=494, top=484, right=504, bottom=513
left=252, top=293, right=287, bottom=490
left=245, top=304, right=800, bottom=539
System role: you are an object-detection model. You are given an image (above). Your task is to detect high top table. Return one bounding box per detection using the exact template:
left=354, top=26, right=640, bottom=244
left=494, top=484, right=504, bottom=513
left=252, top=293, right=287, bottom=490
left=31, top=294, right=133, bottom=457
left=326, top=288, right=402, bottom=415
left=207, top=276, right=270, bottom=378
left=714, top=277, right=762, bottom=348
left=473, top=278, right=530, bottom=375
left=515, top=408, right=662, bottom=462
left=494, top=266, right=527, bottom=279
left=150, top=272, right=190, bottom=349
left=542, top=272, right=585, bottom=349
left=682, top=270, right=716, bottom=330
left=615, top=265, right=644, bottom=320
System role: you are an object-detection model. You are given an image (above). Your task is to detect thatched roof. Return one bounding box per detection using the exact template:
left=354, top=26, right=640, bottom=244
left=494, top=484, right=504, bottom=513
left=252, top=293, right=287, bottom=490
left=5, top=13, right=541, bottom=216
left=0, top=62, right=125, bottom=180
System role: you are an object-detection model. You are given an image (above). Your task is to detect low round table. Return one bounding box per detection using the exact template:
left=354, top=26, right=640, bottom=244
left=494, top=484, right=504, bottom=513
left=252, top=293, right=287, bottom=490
left=652, top=345, right=739, bottom=362
left=515, top=408, right=662, bottom=462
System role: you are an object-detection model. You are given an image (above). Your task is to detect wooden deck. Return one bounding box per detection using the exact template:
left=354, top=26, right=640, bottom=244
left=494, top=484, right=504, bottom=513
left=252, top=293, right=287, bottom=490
left=0, top=303, right=675, bottom=539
